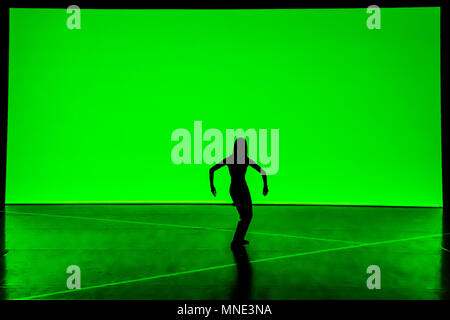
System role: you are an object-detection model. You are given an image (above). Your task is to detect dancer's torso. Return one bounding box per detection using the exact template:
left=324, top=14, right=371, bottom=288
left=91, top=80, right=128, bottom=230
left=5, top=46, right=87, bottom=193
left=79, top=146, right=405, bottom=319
left=228, top=163, right=249, bottom=196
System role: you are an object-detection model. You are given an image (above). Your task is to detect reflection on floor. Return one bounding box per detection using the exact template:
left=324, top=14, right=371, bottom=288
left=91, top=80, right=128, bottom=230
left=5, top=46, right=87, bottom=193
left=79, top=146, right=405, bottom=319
left=0, top=204, right=448, bottom=300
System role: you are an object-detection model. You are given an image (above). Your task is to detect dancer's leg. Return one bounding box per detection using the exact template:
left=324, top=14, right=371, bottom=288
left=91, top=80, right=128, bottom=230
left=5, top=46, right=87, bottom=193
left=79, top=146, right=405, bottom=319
left=232, top=192, right=252, bottom=244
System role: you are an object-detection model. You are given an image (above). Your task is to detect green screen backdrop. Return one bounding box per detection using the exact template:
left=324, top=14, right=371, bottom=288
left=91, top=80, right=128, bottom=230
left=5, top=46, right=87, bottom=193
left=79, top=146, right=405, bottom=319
left=6, top=8, right=442, bottom=206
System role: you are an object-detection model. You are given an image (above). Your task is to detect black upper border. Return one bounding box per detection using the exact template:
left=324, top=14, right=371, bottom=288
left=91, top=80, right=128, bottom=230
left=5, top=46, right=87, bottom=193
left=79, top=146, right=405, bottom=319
left=1, top=0, right=447, bottom=9
left=0, top=1, right=447, bottom=207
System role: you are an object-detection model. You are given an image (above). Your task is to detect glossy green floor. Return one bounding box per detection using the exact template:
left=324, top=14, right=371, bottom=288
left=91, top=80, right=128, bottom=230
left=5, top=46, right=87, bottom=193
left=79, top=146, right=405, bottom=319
left=0, top=204, right=448, bottom=300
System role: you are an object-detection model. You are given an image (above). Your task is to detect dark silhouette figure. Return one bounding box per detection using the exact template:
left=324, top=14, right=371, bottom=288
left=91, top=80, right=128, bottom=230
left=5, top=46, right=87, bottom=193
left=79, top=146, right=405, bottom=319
left=209, top=138, right=268, bottom=247
left=230, top=245, right=253, bottom=299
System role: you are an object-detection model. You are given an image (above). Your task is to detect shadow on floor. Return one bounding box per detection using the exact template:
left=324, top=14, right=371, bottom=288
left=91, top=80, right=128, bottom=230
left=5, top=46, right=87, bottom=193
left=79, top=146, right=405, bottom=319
left=230, top=245, right=253, bottom=300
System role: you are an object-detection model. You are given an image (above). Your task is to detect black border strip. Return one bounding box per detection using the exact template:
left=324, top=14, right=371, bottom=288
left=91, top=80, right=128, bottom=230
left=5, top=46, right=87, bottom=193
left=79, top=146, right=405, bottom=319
left=440, top=4, right=448, bottom=211
left=3, top=1, right=446, bottom=9
left=0, top=5, right=9, bottom=205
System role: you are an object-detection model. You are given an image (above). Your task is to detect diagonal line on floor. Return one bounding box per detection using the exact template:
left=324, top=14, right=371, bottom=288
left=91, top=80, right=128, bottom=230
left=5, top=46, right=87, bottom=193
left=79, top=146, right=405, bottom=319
left=13, top=231, right=448, bottom=300
left=5, top=210, right=363, bottom=245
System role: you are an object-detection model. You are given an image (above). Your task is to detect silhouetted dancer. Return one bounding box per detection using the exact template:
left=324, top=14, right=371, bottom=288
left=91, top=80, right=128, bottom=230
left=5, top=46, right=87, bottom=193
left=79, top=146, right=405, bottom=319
left=209, top=138, right=268, bottom=248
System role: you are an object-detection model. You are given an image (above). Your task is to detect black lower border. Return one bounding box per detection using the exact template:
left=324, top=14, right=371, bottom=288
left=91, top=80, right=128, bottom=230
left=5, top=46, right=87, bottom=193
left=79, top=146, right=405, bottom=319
left=0, top=300, right=449, bottom=318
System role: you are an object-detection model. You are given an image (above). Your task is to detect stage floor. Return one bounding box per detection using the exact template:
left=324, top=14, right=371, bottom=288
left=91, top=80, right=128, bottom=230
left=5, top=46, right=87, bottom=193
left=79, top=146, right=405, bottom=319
left=0, top=204, right=448, bottom=300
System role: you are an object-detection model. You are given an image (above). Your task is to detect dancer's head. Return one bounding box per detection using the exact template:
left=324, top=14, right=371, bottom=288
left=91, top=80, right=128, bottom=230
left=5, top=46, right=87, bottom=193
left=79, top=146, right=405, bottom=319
left=233, top=138, right=248, bottom=164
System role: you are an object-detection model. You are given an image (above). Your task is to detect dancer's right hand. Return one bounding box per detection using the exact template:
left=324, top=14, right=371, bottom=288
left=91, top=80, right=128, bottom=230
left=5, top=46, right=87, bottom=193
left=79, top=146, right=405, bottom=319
left=211, top=186, right=217, bottom=197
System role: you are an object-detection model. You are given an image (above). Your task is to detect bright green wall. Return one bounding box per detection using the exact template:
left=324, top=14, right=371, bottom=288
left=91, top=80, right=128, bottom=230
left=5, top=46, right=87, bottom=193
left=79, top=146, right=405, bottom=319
left=6, top=8, right=442, bottom=206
